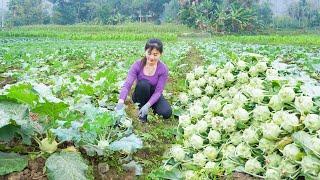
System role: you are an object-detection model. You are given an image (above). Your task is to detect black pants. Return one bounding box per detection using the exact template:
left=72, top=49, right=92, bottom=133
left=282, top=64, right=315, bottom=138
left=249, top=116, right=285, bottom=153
left=132, top=79, right=172, bottom=120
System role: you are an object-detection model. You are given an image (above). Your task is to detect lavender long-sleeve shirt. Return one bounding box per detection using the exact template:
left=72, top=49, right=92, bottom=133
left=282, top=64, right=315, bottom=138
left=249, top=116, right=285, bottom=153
left=119, top=59, right=169, bottom=106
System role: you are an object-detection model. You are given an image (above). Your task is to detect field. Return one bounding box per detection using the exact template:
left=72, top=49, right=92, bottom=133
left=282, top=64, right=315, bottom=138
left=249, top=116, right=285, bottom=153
left=1, top=24, right=320, bottom=179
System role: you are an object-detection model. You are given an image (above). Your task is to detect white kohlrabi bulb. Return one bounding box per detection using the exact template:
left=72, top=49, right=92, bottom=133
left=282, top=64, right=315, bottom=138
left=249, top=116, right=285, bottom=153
left=242, top=127, right=259, bottom=144
left=278, top=87, right=295, bottom=103
left=268, top=95, right=283, bottom=111
left=201, top=96, right=210, bottom=105
left=215, top=78, right=225, bottom=88
left=179, top=114, right=191, bottom=127
left=233, top=92, right=248, bottom=108
left=208, top=129, right=221, bottom=143
left=281, top=113, right=299, bottom=132
left=265, top=169, right=281, bottom=180
left=256, top=61, right=268, bottom=73
left=221, top=117, right=236, bottom=132
left=266, top=68, right=279, bottom=81
left=207, top=64, right=217, bottom=74
left=205, top=85, right=214, bottom=95
left=192, top=87, right=202, bottom=97
left=204, top=161, right=217, bottom=171
left=192, top=151, right=207, bottom=166
left=179, top=92, right=189, bottom=104
left=223, top=72, right=235, bottom=82
left=184, top=124, right=196, bottom=138
left=194, top=66, right=204, bottom=78
left=233, top=108, right=249, bottom=123
left=197, top=77, right=206, bottom=87
left=249, top=66, right=259, bottom=77
left=238, top=72, right=249, bottom=83
left=190, top=134, right=204, bottom=149
left=237, top=60, right=247, bottom=71
left=208, top=76, right=217, bottom=86
left=262, top=123, right=281, bottom=140
left=282, top=143, right=301, bottom=161
left=250, top=88, right=264, bottom=103
left=222, top=104, right=236, bottom=118
left=265, top=153, right=282, bottom=168
left=249, top=77, right=264, bottom=89
left=184, top=170, right=197, bottom=180
left=301, top=155, right=320, bottom=176
left=211, top=116, right=223, bottom=129
left=272, top=110, right=289, bottom=125
left=279, top=160, right=297, bottom=178
left=225, top=62, right=235, bottom=72
left=216, top=69, right=225, bottom=78
left=303, top=114, right=320, bottom=132
left=203, top=146, right=218, bottom=160
left=235, top=143, right=252, bottom=159
left=189, top=105, right=203, bottom=118
left=294, top=96, right=313, bottom=114
left=258, top=138, right=276, bottom=153
left=230, top=132, right=242, bottom=145
left=245, top=158, right=263, bottom=174
left=223, top=144, right=236, bottom=158
left=253, top=105, right=270, bottom=121
left=228, top=87, right=238, bottom=98
left=170, top=145, right=185, bottom=161
left=186, top=72, right=195, bottom=81
left=188, top=80, right=197, bottom=89
left=208, top=99, right=222, bottom=113
left=196, top=120, right=208, bottom=133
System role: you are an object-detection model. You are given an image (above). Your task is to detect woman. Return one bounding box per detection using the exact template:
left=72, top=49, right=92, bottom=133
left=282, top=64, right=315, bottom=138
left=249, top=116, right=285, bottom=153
left=115, top=38, right=172, bottom=123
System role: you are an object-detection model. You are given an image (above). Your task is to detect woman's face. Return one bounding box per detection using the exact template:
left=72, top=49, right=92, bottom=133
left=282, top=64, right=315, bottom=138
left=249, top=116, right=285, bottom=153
left=146, top=48, right=161, bottom=66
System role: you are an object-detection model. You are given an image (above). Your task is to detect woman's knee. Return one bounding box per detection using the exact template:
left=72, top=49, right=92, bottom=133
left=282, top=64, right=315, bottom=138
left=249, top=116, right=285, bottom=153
left=159, top=107, right=172, bottom=119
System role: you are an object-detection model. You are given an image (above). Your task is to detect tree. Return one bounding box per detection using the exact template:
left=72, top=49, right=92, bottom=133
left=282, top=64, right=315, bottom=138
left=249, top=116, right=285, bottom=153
left=7, top=0, right=50, bottom=26
left=162, top=0, right=180, bottom=23
left=257, top=1, right=272, bottom=27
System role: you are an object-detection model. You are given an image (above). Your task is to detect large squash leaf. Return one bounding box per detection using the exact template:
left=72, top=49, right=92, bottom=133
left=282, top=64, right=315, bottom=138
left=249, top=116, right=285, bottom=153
left=109, top=133, right=143, bottom=154
left=0, top=101, right=28, bottom=128
left=45, top=152, right=91, bottom=180
left=0, top=152, right=28, bottom=175
left=6, top=83, right=39, bottom=107
left=33, top=101, right=68, bottom=120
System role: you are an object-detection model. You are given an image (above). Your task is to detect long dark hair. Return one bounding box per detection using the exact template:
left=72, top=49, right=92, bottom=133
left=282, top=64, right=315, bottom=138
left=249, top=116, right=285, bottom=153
left=141, top=38, right=163, bottom=66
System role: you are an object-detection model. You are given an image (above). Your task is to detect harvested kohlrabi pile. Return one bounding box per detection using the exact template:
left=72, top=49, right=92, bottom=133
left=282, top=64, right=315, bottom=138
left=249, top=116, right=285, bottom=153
left=164, top=53, right=320, bottom=179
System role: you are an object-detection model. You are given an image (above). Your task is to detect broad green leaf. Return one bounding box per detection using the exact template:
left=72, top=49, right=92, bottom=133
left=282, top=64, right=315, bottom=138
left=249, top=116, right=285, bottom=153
left=148, top=167, right=183, bottom=180
left=45, top=152, right=91, bottom=180
left=6, top=83, right=39, bottom=107
left=0, top=125, right=20, bottom=142
left=109, top=134, right=143, bottom=154
left=32, top=83, right=62, bottom=103
left=33, top=101, right=68, bottom=119
left=0, top=101, right=28, bottom=128
left=77, top=84, right=94, bottom=96
left=0, top=152, right=28, bottom=175
left=51, top=127, right=81, bottom=142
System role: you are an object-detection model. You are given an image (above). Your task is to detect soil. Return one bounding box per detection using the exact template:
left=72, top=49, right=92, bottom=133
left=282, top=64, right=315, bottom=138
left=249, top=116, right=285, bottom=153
left=1, top=157, right=47, bottom=180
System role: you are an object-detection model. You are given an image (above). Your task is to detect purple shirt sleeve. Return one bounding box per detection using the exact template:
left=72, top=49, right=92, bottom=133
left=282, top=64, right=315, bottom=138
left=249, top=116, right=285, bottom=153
left=148, top=64, right=168, bottom=106
left=119, top=61, right=140, bottom=101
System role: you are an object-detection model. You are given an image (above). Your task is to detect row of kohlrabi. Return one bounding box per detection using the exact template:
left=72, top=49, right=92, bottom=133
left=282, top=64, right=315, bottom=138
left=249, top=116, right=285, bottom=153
left=163, top=53, right=320, bottom=179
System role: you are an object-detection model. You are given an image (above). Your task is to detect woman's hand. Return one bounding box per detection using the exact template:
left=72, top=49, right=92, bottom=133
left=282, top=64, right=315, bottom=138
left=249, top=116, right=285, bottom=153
left=115, top=99, right=125, bottom=111
left=139, top=103, right=150, bottom=118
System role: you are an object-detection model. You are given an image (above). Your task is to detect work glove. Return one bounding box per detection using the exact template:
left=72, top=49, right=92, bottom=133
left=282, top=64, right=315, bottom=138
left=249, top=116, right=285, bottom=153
left=138, top=103, right=150, bottom=119
left=115, top=102, right=125, bottom=111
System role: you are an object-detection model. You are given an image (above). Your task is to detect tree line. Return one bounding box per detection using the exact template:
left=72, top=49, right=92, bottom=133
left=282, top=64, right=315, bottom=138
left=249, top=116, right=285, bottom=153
left=3, top=0, right=320, bottom=33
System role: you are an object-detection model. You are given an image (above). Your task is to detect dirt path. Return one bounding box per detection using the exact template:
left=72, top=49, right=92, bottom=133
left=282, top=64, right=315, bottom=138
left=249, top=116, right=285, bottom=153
left=127, top=43, right=204, bottom=179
